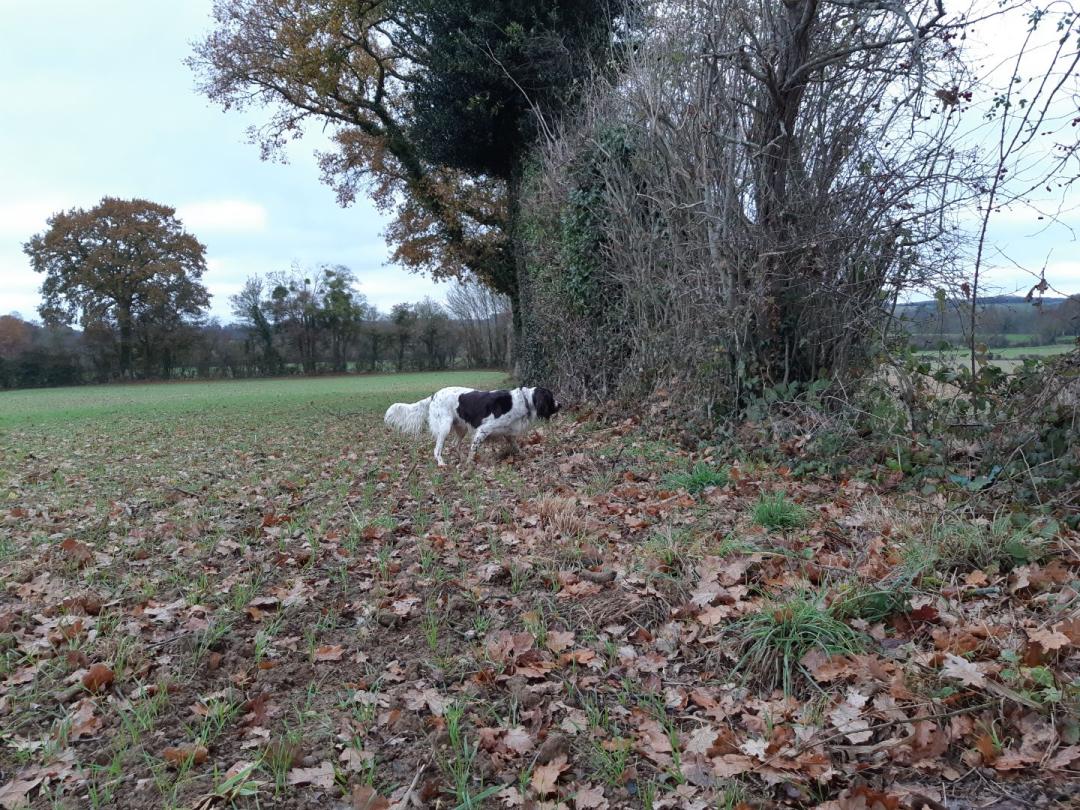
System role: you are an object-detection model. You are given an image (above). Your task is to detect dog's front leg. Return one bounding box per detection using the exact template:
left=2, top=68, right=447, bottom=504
left=468, top=425, right=494, bottom=464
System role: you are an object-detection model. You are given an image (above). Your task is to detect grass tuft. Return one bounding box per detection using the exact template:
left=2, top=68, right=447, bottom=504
left=732, top=591, right=865, bottom=694
left=902, top=514, right=1045, bottom=578
left=751, top=492, right=809, bottom=530
left=662, top=462, right=729, bottom=494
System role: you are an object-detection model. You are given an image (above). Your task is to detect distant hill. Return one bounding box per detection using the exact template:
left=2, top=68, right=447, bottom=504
left=898, top=295, right=1071, bottom=310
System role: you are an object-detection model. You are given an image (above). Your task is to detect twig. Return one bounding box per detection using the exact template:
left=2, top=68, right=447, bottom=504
left=169, top=486, right=201, bottom=499
left=753, top=701, right=994, bottom=773
left=402, top=757, right=431, bottom=808
left=403, top=453, right=423, bottom=482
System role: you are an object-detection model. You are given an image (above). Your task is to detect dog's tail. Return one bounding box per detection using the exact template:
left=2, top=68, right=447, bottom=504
left=384, top=397, right=432, bottom=435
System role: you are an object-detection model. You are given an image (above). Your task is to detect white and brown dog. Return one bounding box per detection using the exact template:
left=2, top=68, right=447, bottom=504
left=384, top=386, right=560, bottom=466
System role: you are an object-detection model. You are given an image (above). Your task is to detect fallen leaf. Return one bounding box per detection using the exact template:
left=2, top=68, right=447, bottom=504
left=340, top=747, right=374, bottom=772
left=81, top=663, right=115, bottom=693
left=829, top=690, right=872, bottom=744
left=502, top=727, right=534, bottom=755
left=69, top=698, right=102, bottom=740
left=59, top=537, right=93, bottom=567
left=573, top=783, right=609, bottom=809
left=351, top=784, right=390, bottom=810
left=531, top=753, right=569, bottom=797
left=0, top=774, right=44, bottom=810
left=940, top=653, right=985, bottom=687
left=163, top=745, right=209, bottom=768
left=964, top=570, right=989, bottom=587
left=314, top=644, right=345, bottom=661
left=1026, top=627, right=1071, bottom=651
left=545, top=630, right=575, bottom=653
left=739, top=737, right=768, bottom=760
left=287, top=761, right=335, bottom=789
left=711, top=753, right=754, bottom=777
left=838, top=785, right=903, bottom=810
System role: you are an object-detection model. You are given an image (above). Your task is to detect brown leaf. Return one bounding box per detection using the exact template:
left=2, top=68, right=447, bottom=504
left=502, top=727, right=534, bottom=755
left=940, top=653, right=985, bottom=687
left=351, top=784, right=390, bottom=810
left=829, top=690, right=872, bottom=743
left=837, top=785, right=903, bottom=810
left=59, top=537, right=93, bottom=567
left=340, top=747, right=374, bottom=773
left=287, top=761, right=335, bottom=789
left=536, top=733, right=570, bottom=764
left=545, top=630, right=575, bottom=653
left=711, top=753, right=754, bottom=777
left=314, top=644, right=345, bottom=662
left=573, top=783, right=609, bottom=809
left=0, top=774, right=44, bottom=810
left=1047, top=745, right=1080, bottom=770
left=964, top=570, right=989, bottom=587
left=61, top=593, right=103, bottom=615
left=1025, top=627, right=1071, bottom=651
left=530, top=753, right=569, bottom=796
left=974, top=733, right=999, bottom=764
left=163, top=745, right=209, bottom=768
left=69, top=698, right=102, bottom=741
left=81, top=663, right=115, bottom=693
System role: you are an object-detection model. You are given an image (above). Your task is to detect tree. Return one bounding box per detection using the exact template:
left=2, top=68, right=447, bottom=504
left=362, top=310, right=389, bottom=371
left=230, top=276, right=282, bottom=374
left=264, top=269, right=325, bottom=374
left=24, top=197, right=210, bottom=377
left=413, top=297, right=453, bottom=369
left=319, top=267, right=369, bottom=372
left=446, top=276, right=511, bottom=367
left=0, top=315, right=32, bottom=360
left=189, top=0, right=630, bottom=331
left=521, top=0, right=978, bottom=408
left=390, top=303, right=417, bottom=371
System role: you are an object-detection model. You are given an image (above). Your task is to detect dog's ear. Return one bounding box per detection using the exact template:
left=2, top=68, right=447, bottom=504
left=532, top=387, right=559, bottom=419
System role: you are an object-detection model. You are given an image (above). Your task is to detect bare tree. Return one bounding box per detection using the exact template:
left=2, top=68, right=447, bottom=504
left=446, top=276, right=512, bottom=368
left=522, top=0, right=981, bottom=411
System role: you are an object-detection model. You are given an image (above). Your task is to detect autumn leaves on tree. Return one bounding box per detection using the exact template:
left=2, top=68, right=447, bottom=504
left=23, top=198, right=210, bottom=378
left=187, top=0, right=632, bottom=332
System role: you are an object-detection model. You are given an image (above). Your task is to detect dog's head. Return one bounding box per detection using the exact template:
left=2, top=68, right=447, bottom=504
left=531, top=387, right=561, bottom=420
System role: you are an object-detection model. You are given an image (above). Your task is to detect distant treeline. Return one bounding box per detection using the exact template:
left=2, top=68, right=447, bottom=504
left=0, top=268, right=511, bottom=390
left=899, top=295, right=1080, bottom=349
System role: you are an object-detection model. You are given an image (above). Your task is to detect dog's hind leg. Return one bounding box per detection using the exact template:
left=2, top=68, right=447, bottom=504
left=452, top=422, right=468, bottom=461
left=430, top=412, right=454, bottom=467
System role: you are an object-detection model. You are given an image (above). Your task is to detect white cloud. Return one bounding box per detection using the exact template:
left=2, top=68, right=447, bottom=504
left=176, top=200, right=268, bottom=234
left=0, top=199, right=70, bottom=239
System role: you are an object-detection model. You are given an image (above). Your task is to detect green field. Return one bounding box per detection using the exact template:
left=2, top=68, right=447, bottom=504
left=913, top=340, right=1076, bottom=371
left=0, top=371, right=509, bottom=431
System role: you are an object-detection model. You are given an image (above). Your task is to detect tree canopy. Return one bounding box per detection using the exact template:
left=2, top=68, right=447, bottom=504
left=188, top=0, right=630, bottom=303
left=24, top=197, right=210, bottom=377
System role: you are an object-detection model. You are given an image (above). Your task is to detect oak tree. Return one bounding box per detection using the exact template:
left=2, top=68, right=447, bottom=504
left=24, top=197, right=210, bottom=377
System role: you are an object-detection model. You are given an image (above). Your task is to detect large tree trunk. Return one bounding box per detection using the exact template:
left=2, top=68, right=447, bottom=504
left=117, top=303, right=134, bottom=378
left=750, top=0, right=819, bottom=387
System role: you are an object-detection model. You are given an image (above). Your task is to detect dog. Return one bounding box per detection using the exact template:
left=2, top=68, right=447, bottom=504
left=384, top=386, right=560, bottom=466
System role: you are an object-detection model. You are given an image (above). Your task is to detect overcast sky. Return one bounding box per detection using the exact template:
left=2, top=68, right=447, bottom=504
left=1, top=1, right=1078, bottom=326
left=0, top=0, right=446, bottom=323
